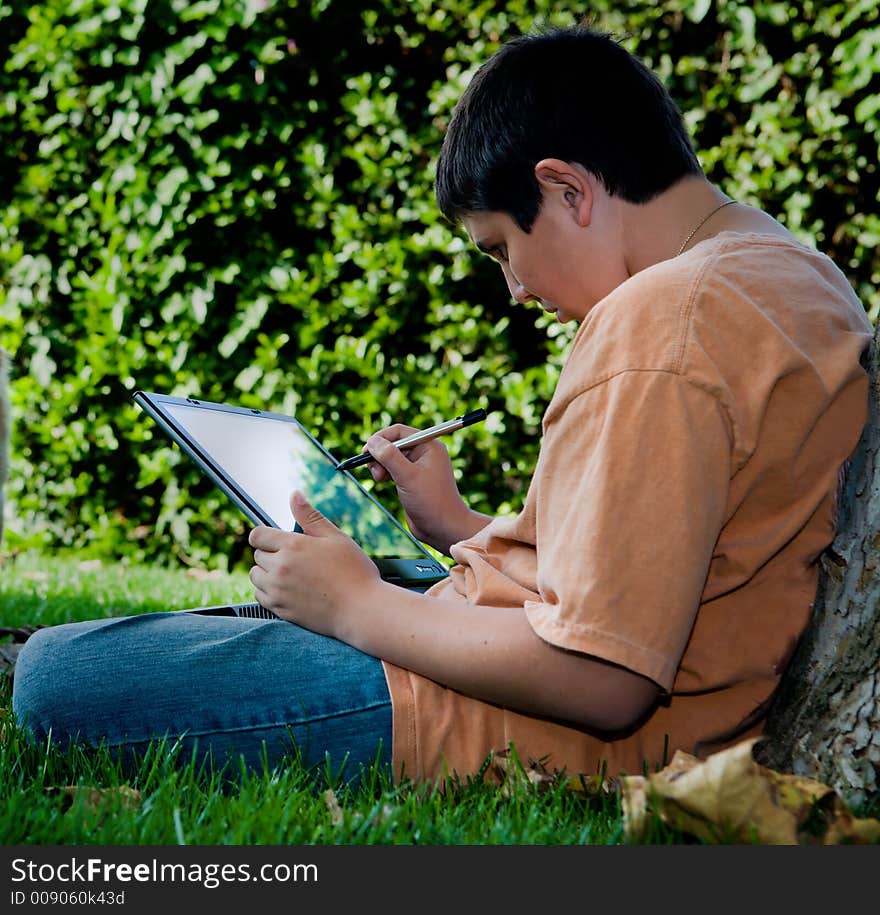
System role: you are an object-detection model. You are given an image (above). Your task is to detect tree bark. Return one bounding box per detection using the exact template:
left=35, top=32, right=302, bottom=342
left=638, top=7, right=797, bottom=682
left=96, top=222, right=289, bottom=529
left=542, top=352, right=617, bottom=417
left=755, top=320, right=880, bottom=809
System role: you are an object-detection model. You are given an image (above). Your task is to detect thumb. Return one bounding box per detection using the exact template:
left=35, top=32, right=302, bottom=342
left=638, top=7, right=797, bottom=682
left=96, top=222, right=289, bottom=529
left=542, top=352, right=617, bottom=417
left=290, top=491, right=339, bottom=538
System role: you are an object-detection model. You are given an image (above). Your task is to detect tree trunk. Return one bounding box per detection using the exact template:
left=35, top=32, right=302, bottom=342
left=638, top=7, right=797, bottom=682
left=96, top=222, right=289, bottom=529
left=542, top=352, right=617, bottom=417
left=755, top=320, right=880, bottom=809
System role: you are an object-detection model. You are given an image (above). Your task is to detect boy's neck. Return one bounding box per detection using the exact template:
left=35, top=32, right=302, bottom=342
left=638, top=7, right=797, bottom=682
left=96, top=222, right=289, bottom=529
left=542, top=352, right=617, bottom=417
left=620, top=176, right=793, bottom=277
left=621, top=177, right=731, bottom=275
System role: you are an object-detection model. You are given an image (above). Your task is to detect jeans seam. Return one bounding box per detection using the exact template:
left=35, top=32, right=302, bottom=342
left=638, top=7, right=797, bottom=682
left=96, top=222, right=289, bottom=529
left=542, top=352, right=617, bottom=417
left=91, top=697, right=392, bottom=749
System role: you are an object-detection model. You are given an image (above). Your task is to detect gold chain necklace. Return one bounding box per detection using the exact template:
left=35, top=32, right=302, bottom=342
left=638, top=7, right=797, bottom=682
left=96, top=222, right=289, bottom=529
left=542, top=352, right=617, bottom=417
left=676, top=199, right=737, bottom=256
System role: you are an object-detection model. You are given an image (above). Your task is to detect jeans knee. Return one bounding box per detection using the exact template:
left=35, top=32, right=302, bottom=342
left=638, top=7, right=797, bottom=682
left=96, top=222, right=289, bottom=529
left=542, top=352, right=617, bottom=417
left=11, top=625, right=76, bottom=741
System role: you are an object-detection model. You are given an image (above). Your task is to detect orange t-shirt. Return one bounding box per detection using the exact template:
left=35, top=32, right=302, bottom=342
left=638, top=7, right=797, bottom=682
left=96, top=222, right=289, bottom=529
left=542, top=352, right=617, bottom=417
left=382, top=232, right=873, bottom=784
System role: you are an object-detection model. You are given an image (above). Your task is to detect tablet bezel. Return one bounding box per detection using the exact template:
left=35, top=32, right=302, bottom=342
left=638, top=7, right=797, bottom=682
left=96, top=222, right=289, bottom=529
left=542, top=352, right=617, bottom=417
left=132, top=391, right=449, bottom=588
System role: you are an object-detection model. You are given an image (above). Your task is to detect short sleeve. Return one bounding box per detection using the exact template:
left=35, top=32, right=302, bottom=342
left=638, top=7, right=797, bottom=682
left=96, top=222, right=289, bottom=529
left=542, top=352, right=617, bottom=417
left=524, top=370, right=732, bottom=690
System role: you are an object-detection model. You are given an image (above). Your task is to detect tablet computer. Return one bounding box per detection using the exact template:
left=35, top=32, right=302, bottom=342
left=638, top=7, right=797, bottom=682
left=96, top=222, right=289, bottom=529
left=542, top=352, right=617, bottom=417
left=132, top=391, right=449, bottom=588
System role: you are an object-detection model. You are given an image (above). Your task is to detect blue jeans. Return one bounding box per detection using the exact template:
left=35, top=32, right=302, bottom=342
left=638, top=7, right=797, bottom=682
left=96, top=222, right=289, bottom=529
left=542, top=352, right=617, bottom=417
left=11, top=610, right=393, bottom=786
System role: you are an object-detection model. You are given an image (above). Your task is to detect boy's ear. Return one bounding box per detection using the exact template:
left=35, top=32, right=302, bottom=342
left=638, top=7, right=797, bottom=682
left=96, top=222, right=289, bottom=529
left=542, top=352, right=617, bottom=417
left=534, top=158, right=594, bottom=227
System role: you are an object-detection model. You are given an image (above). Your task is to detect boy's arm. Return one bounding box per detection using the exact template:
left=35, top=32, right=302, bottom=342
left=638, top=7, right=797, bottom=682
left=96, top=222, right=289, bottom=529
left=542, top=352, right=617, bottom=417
left=343, top=579, right=661, bottom=732
left=249, top=494, right=659, bottom=733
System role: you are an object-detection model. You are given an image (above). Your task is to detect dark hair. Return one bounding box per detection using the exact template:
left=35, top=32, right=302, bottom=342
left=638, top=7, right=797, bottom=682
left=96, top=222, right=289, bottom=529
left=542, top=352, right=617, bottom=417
left=435, top=24, right=703, bottom=231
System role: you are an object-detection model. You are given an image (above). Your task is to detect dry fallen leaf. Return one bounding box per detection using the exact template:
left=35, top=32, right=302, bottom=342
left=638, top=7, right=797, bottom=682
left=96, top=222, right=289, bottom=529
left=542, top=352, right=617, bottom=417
left=492, top=746, right=615, bottom=798
left=186, top=568, right=226, bottom=580
left=126, top=524, right=152, bottom=541
left=20, top=570, right=49, bottom=581
left=492, top=747, right=558, bottom=796
left=60, top=785, right=142, bottom=810
left=54, top=785, right=143, bottom=830
left=620, top=737, right=880, bottom=845
left=324, top=788, right=345, bottom=826
left=322, top=787, right=393, bottom=829
left=0, top=624, right=44, bottom=681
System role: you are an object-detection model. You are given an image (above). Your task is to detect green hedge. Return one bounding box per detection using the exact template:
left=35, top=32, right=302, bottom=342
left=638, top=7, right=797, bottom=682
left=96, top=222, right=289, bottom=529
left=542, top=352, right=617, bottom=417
left=1, top=0, right=878, bottom=569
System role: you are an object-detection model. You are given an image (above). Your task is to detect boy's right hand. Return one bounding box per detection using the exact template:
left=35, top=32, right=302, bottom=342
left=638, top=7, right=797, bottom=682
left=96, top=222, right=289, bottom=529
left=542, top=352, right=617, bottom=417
left=363, top=425, right=491, bottom=556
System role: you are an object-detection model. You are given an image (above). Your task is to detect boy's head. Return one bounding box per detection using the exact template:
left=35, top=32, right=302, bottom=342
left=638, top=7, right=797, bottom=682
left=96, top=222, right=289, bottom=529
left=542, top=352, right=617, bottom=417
left=435, top=24, right=702, bottom=232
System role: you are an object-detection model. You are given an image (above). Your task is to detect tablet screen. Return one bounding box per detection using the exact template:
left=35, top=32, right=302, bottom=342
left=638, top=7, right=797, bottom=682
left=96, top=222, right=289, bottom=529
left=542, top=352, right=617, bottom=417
left=161, top=401, right=426, bottom=559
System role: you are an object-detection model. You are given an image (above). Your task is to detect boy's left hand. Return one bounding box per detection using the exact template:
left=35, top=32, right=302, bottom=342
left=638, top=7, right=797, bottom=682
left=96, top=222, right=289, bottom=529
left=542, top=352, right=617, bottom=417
left=248, top=490, right=381, bottom=635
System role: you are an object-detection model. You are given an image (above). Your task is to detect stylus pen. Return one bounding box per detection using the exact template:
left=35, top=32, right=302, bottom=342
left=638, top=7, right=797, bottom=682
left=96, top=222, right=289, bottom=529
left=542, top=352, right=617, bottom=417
left=335, top=408, right=488, bottom=472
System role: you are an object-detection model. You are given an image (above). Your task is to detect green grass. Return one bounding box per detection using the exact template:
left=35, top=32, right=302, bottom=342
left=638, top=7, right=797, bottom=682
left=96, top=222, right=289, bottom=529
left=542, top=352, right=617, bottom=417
left=0, top=550, right=684, bottom=846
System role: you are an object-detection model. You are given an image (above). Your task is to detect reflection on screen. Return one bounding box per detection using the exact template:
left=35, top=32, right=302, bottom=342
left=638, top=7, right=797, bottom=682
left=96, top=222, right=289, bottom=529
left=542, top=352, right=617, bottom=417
left=164, top=403, right=424, bottom=559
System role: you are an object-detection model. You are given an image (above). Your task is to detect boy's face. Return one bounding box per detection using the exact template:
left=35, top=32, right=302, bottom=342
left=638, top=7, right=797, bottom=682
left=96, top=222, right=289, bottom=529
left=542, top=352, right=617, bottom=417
left=462, top=195, right=618, bottom=323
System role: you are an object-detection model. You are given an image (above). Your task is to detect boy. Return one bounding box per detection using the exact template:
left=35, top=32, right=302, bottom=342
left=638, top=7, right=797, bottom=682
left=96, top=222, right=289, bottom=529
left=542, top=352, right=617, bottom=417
left=13, top=25, right=873, bottom=786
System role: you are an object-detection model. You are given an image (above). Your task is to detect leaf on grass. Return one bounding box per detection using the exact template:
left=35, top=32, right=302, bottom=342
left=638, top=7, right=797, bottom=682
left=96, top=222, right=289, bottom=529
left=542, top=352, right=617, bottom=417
left=566, top=771, right=618, bottom=798
left=53, top=785, right=142, bottom=830
left=77, top=559, right=103, bottom=571
left=324, top=788, right=344, bottom=826
left=186, top=568, right=226, bottom=580
left=0, top=625, right=44, bottom=681
left=0, top=625, right=44, bottom=640
left=0, top=643, right=24, bottom=680
left=322, top=787, right=393, bottom=829
left=619, top=737, right=880, bottom=845
left=492, top=746, right=615, bottom=798
left=59, top=785, right=142, bottom=810
left=126, top=525, right=152, bottom=541
left=492, top=747, right=557, bottom=796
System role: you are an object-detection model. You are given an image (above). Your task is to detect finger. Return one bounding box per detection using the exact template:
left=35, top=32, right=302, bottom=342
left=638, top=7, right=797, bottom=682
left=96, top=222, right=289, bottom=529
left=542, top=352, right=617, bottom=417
left=249, top=564, right=270, bottom=598
left=251, top=583, right=273, bottom=612
left=250, top=547, right=275, bottom=570
left=361, top=425, right=421, bottom=481
left=370, top=460, right=390, bottom=482
left=289, top=490, right=340, bottom=538
left=374, top=424, right=420, bottom=443
left=248, top=525, right=287, bottom=550
left=365, top=434, right=422, bottom=482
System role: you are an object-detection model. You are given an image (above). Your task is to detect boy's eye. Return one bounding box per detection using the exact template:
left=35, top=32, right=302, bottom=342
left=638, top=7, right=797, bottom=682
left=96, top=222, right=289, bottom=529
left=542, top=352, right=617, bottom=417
left=492, top=246, right=508, bottom=263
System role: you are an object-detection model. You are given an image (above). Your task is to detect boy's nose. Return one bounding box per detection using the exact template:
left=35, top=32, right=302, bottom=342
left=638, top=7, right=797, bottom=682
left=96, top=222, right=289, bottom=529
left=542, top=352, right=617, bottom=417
left=501, top=263, right=538, bottom=304
left=512, top=283, right=538, bottom=305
